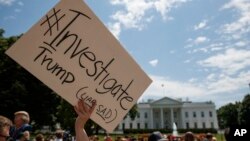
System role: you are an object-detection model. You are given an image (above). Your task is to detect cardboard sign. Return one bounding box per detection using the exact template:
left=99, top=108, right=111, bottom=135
left=5, top=0, right=152, bottom=132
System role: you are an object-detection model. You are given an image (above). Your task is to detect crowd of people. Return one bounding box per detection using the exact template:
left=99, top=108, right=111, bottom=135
left=86, top=132, right=219, bottom=141
left=0, top=100, right=95, bottom=141
left=0, top=100, right=230, bottom=141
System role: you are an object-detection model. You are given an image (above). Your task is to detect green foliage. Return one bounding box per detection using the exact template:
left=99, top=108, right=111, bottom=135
left=56, top=99, right=76, bottom=132
left=0, top=29, right=4, bottom=37
left=217, top=93, right=250, bottom=128
left=238, top=94, right=250, bottom=126
left=0, top=28, right=60, bottom=130
left=128, top=104, right=139, bottom=121
left=217, top=102, right=240, bottom=128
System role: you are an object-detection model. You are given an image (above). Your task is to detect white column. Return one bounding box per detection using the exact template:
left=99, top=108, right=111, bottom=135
left=180, top=108, right=184, bottom=128
left=161, top=108, right=164, bottom=128
left=151, top=108, right=154, bottom=129
left=170, top=108, right=174, bottom=129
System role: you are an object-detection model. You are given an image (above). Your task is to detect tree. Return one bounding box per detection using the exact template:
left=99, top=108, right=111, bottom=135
left=0, top=29, right=60, bottom=130
left=0, top=29, right=4, bottom=37
left=128, top=104, right=138, bottom=120
left=56, top=99, right=76, bottom=132
left=0, top=28, right=139, bottom=133
left=238, top=94, right=250, bottom=126
left=217, top=102, right=240, bottom=128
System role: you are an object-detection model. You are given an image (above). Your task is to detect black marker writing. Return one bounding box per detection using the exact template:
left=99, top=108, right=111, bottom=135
left=40, top=8, right=66, bottom=36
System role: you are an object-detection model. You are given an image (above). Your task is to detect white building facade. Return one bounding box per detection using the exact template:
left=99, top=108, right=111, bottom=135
left=118, top=97, right=219, bottom=130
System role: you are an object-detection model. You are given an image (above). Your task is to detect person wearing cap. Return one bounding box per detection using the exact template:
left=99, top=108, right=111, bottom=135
left=9, top=111, right=32, bottom=141
left=148, top=131, right=168, bottom=141
left=202, top=133, right=213, bottom=141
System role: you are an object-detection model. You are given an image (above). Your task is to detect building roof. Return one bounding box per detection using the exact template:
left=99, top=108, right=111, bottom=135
left=138, top=96, right=215, bottom=108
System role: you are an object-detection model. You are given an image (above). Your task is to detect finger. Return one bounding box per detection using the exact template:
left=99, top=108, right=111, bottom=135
left=78, top=100, right=85, bottom=113
left=82, top=101, right=90, bottom=113
left=89, top=101, right=97, bottom=114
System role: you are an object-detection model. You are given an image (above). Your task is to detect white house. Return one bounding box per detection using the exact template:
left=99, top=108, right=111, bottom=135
left=118, top=97, right=218, bottom=130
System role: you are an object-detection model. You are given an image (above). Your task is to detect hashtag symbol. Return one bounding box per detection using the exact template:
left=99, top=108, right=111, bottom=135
left=40, top=8, right=66, bottom=36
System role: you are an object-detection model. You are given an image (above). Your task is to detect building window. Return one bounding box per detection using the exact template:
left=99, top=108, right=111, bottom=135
left=211, top=122, right=214, bottom=128
left=194, top=122, right=197, bottom=128
left=137, top=113, right=140, bottom=118
left=164, top=111, right=168, bottom=117
left=155, top=111, right=159, bottom=118
left=137, top=123, right=140, bottom=129
left=122, top=123, right=125, bottom=129
left=185, top=112, right=189, bottom=118
left=186, top=122, right=189, bottom=129
left=202, top=122, right=206, bottom=128
left=144, top=112, right=148, bottom=118
left=201, top=111, right=204, bottom=118
left=156, top=123, right=159, bottom=129
left=209, top=111, right=213, bottom=117
left=130, top=123, right=133, bottom=129
left=193, top=112, right=196, bottom=118
left=145, top=123, right=148, bottom=129
left=174, top=112, right=177, bottom=118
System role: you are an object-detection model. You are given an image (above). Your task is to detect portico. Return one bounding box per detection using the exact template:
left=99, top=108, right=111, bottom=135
left=149, top=97, right=183, bottom=129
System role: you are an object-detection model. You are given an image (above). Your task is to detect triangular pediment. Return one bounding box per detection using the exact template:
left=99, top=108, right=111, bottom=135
left=151, top=97, right=182, bottom=105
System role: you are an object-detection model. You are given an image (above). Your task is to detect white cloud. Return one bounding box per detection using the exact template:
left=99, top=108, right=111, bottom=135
left=109, top=0, right=189, bottom=37
left=235, top=41, right=247, bottom=47
left=184, top=59, right=191, bottom=63
left=198, top=48, right=250, bottom=75
left=154, top=0, right=188, bottom=21
left=14, top=8, right=21, bottom=12
left=206, top=73, right=216, bottom=81
left=0, top=0, right=15, bottom=6
left=194, top=36, right=209, bottom=44
left=206, top=71, right=250, bottom=94
left=141, top=75, right=205, bottom=101
left=17, top=1, right=23, bottom=6
left=170, top=50, right=175, bottom=54
left=149, top=59, right=159, bottom=67
left=194, top=20, right=207, bottom=30
left=140, top=72, right=250, bottom=108
left=4, top=15, right=16, bottom=20
left=221, top=0, right=250, bottom=38
left=108, top=22, right=121, bottom=39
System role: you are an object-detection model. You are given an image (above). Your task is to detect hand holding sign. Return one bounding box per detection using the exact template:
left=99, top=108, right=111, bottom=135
left=74, top=99, right=97, bottom=126
left=5, top=0, right=152, bottom=132
left=74, top=99, right=96, bottom=141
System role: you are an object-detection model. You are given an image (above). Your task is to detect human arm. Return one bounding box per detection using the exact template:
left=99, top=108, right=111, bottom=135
left=74, top=100, right=96, bottom=141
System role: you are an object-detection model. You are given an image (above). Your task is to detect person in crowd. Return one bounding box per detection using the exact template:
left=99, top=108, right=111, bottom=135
left=74, top=99, right=96, bottom=141
left=0, top=115, right=12, bottom=141
left=9, top=111, right=32, bottom=141
left=148, top=131, right=167, bottom=141
left=44, top=135, right=55, bottom=141
left=183, top=132, right=194, bottom=141
left=54, top=130, right=63, bottom=141
left=16, top=132, right=30, bottom=141
left=203, top=133, right=213, bottom=141
left=35, top=134, right=44, bottom=141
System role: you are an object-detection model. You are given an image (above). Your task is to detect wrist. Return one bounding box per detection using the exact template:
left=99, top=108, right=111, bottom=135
left=75, top=116, right=86, bottom=128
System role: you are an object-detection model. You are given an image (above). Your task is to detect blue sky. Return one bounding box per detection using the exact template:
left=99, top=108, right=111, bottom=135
left=1, top=0, right=250, bottom=109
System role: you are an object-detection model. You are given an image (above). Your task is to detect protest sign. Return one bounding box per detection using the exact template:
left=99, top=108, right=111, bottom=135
left=5, top=0, right=152, bottom=132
